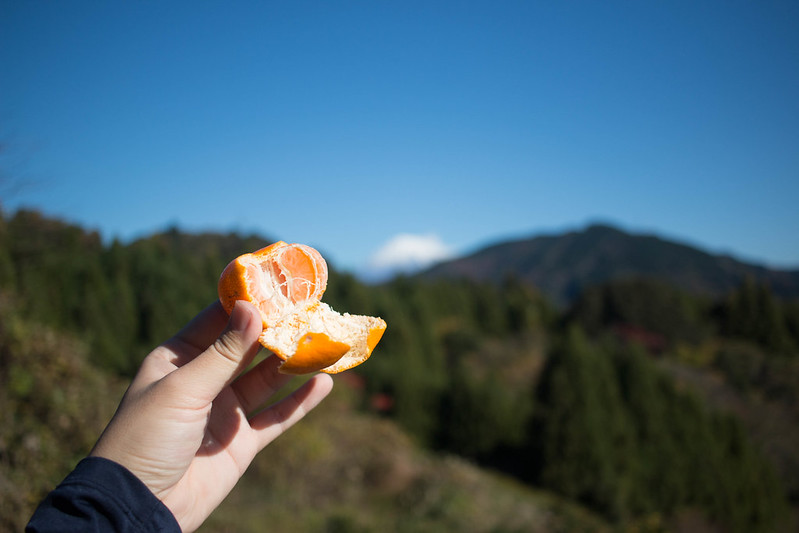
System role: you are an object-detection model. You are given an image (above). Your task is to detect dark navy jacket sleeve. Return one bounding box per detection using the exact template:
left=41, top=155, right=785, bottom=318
left=26, top=456, right=181, bottom=532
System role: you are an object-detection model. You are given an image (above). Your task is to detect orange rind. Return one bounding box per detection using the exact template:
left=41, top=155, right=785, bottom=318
left=218, top=241, right=386, bottom=374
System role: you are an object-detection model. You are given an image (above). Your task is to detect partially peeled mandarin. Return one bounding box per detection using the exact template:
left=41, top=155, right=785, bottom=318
left=218, top=241, right=386, bottom=374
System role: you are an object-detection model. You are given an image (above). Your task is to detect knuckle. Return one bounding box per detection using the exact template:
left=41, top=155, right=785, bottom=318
left=214, top=331, right=244, bottom=366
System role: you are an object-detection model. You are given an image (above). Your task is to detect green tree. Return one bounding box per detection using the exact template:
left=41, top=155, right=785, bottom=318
left=531, top=327, right=635, bottom=520
left=436, top=360, right=529, bottom=459
left=570, top=278, right=710, bottom=346
left=613, top=344, right=686, bottom=513
left=718, top=278, right=793, bottom=352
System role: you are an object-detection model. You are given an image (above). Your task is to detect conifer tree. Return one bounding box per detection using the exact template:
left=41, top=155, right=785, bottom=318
left=720, top=277, right=792, bottom=352
left=532, top=327, right=635, bottom=520
left=613, top=344, right=685, bottom=513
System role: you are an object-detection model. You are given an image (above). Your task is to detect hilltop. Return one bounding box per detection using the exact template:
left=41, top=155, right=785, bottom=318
left=421, top=223, right=799, bottom=305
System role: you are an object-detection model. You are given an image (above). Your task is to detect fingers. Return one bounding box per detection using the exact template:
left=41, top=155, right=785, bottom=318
left=231, top=354, right=293, bottom=415
left=249, top=373, right=334, bottom=450
left=173, top=300, right=264, bottom=404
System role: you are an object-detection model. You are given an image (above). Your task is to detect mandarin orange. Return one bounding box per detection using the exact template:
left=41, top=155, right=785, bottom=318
left=218, top=241, right=386, bottom=374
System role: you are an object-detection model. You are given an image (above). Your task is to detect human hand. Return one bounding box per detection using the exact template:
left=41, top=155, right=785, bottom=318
left=89, top=300, right=333, bottom=532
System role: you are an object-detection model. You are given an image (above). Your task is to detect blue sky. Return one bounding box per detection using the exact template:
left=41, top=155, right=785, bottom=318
left=1, top=1, right=798, bottom=275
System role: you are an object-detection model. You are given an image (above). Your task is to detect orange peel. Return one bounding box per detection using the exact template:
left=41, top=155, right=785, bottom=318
left=218, top=241, right=386, bottom=374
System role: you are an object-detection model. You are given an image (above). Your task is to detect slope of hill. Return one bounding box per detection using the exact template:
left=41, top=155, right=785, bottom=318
left=0, top=296, right=609, bottom=533
left=3, top=209, right=795, bottom=531
left=421, top=224, right=799, bottom=305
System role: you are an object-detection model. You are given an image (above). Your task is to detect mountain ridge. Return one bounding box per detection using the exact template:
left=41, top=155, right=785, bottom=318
left=420, top=223, right=799, bottom=306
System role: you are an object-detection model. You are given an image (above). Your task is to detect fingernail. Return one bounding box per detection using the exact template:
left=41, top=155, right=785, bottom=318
left=230, top=300, right=254, bottom=332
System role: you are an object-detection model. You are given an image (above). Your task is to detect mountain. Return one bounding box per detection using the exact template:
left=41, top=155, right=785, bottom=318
left=420, top=224, right=799, bottom=306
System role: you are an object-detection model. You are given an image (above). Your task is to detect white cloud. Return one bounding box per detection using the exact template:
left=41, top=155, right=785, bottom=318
left=361, top=233, right=455, bottom=281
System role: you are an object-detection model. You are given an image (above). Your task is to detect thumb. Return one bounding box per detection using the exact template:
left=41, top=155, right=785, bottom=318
left=176, top=300, right=263, bottom=402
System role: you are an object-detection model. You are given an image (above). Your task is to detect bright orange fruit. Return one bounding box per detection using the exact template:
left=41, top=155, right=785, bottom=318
left=218, top=241, right=387, bottom=374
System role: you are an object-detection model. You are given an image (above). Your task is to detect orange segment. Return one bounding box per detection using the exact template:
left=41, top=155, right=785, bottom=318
left=275, top=244, right=326, bottom=302
left=218, top=241, right=289, bottom=316
left=366, top=325, right=386, bottom=355
left=278, top=333, right=351, bottom=374
left=307, top=313, right=387, bottom=375
left=218, top=241, right=386, bottom=374
left=218, top=241, right=328, bottom=326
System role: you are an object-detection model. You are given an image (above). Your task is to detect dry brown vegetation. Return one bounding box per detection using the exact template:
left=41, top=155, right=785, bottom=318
left=204, top=381, right=610, bottom=533
left=0, top=295, right=126, bottom=531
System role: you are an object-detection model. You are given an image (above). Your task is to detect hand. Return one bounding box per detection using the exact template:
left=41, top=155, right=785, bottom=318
left=90, top=300, right=333, bottom=532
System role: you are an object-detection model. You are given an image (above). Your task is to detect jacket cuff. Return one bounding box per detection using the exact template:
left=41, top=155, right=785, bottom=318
left=27, top=456, right=181, bottom=532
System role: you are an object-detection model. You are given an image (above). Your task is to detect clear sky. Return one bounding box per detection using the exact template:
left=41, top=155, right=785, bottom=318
left=2, top=1, right=798, bottom=276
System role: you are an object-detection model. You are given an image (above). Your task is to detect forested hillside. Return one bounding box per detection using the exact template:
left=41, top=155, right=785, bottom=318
left=421, top=224, right=799, bottom=305
left=2, top=208, right=798, bottom=532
